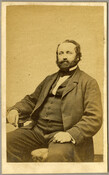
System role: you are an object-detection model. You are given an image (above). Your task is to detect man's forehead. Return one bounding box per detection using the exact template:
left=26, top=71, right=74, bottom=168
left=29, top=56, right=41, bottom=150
left=58, top=42, right=76, bottom=51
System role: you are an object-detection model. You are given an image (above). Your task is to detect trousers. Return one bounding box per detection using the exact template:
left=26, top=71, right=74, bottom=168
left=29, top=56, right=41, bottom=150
left=7, top=125, right=75, bottom=162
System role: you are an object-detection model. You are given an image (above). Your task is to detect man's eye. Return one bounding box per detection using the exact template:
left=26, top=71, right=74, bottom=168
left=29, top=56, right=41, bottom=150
left=66, top=51, right=72, bottom=54
left=59, top=52, right=64, bottom=55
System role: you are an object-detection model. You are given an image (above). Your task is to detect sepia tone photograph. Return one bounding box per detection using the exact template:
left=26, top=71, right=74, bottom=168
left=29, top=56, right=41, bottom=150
left=1, top=1, right=107, bottom=174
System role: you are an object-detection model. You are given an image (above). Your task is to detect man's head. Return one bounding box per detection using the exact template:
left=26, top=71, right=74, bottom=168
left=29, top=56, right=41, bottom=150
left=56, top=40, right=82, bottom=71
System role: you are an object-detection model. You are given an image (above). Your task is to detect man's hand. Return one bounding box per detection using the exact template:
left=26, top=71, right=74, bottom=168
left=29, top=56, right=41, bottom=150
left=7, top=109, right=19, bottom=127
left=53, top=132, right=72, bottom=143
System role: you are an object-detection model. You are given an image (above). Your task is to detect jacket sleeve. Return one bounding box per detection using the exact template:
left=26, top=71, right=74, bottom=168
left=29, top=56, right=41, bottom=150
left=8, top=77, right=47, bottom=116
left=67, top=78, right=103, bottom=145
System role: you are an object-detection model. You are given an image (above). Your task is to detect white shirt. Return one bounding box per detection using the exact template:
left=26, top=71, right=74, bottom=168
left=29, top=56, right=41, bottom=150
left=52, top=65, right=77, bottom=95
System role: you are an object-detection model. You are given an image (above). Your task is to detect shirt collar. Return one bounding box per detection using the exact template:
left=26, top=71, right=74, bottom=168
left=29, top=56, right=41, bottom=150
left=69, top=65, right=78, bottom=71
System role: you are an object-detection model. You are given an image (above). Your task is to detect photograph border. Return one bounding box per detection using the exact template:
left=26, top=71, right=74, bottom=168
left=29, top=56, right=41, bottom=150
left=1, top=0, right=108, bottom=174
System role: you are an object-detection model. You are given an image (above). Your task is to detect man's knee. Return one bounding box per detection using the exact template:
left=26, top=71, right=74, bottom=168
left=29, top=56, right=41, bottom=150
left=7, top=131, right=16, bottom=147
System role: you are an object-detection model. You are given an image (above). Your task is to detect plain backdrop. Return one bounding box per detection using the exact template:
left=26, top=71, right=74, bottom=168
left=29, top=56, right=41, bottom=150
left=6, top=5, right=105, bottom=155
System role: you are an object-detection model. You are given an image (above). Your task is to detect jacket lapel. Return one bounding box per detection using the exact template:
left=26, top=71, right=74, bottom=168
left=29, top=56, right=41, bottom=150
left=31, top=72, right=59, bottom=115
left=31, top=68, right=81, bottom=116
left=43, top=72, right=58, bottom=99
left=62, top=67, right=81, bottom=98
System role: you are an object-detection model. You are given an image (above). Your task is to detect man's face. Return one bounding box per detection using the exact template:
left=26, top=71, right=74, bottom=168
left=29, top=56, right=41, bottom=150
left=57, top=43, right=77, bottom=71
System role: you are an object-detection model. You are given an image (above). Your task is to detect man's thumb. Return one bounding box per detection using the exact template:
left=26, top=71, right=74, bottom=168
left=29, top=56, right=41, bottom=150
left=15, top=115, right=19, bottom=127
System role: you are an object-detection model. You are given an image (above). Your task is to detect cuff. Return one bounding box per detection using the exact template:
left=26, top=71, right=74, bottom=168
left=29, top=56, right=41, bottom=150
left=7, top=107, right=21, bottom=114
left=67, top=126, right=84, bottom=145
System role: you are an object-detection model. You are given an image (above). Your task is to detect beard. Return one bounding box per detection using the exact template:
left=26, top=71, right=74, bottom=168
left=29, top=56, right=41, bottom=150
left=56, top=57, right=78, bottom=71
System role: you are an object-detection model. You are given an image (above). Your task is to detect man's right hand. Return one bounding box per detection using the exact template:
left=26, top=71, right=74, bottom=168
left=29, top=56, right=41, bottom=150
left=7, top=109, right=19, bottom=127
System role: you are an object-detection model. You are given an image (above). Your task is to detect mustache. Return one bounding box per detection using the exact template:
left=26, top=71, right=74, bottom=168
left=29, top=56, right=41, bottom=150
left=58, top=60, right=69, bottom=64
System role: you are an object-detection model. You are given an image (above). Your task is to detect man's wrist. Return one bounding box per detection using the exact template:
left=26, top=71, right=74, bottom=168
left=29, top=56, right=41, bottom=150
left=7, top=107, right=20, bottom=114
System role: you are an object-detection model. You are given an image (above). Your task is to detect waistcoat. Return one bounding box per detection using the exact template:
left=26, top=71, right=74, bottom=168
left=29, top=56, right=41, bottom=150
left=36, top=77, right=70, bottom=133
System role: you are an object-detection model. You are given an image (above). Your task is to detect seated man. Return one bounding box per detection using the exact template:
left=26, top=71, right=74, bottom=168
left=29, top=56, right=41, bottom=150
left=7, top=39, right=102, bottom=162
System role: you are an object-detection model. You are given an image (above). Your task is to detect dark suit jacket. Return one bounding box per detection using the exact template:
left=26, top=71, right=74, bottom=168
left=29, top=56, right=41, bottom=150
left=12, top=67, right=102, bottom=161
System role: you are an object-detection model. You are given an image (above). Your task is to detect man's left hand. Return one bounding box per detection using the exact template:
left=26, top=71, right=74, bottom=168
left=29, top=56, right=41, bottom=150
left=53, top=132, right=72, bottom=143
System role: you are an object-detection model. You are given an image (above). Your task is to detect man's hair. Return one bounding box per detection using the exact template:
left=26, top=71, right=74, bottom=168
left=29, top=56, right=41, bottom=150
left=56, top=39, right=82, bottom=61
